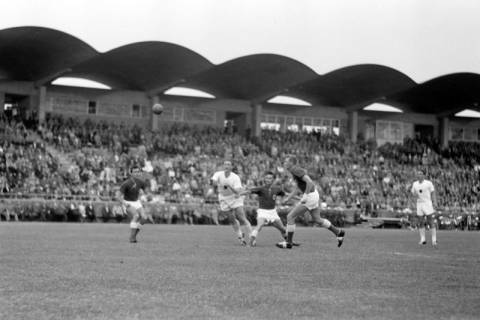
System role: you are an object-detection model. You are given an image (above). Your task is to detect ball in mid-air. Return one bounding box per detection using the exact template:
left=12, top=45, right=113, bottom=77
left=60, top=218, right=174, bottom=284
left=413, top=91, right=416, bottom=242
left=152, top=103, right=164, bottom=115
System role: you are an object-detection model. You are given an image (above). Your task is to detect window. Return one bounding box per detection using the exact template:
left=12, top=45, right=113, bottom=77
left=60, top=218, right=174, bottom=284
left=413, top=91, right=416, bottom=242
left=88, top=101, right=97, bottom=114
left=332, top=119, right=340, bottom=135
left=302, top=118, right=312, bottom=126
left=450, top=128, right=464, bottom=140
left=287, top=124, right=299, bottom=132
left=302, top=125, right=320, bottom=133
left=132, top=104, right=141, bottom=118
left=260, top=122, right=280, bottom=131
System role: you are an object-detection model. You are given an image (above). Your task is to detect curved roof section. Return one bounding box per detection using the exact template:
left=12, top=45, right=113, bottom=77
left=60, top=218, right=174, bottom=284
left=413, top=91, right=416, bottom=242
left=0, top=26, right=98, bottom=81
left=65, top=42, right=213, bottom=91
left=285, top=64, right=417, bottom=108
left=385, top=73, right=480, bottom=115
left=182, top=54, right=318, bottom=100
left=1, top=26, right=479, bottom=118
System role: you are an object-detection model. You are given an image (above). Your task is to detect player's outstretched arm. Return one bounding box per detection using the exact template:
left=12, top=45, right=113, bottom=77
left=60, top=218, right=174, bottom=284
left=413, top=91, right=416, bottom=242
left=238, top=187, right=252, bottom=196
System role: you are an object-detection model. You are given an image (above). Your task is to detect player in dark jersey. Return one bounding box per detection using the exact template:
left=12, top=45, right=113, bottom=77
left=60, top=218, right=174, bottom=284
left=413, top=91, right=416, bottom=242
left=119, top=166, right=152, bottom=243
left=240, top=171, right=299, bottom=247
left=276, top=156, right=345, bottom=249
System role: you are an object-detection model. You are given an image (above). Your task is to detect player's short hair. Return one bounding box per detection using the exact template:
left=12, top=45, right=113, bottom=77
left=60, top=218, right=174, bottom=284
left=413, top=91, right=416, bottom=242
left=418, top=169, right=426, bottom=175
left=264, top=171, right=275, bottom=177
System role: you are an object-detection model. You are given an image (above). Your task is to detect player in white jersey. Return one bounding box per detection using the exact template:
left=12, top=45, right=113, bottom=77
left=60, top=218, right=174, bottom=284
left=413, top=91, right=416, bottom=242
left=411, top=169, right=438, bottom=247
left=211, top=160, right=252, bottom=245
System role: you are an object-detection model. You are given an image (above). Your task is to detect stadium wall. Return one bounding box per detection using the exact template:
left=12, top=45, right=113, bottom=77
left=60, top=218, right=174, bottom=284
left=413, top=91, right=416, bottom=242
left=448, top=117, right=480, bottom=142
left=359, top=110, right=438, bottom=126
left=4, top=82, right=479, bottom=143
left=358, top=110, right=480, bottom=143
left=45, top=86, right=151, bottom=126
left=156, top=96, right=251, bottom=129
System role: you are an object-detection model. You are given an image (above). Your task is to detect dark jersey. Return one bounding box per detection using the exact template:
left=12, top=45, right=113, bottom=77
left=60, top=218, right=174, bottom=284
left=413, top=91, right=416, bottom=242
left=250, top=185, right=285, bottom=209
left=120, top=176, right=148, bottom=201
left=289, top=166, right=308, bottom=193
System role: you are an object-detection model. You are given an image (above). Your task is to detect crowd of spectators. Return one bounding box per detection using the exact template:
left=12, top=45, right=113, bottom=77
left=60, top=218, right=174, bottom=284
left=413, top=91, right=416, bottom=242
left=1, top=113, right=479, bottom=226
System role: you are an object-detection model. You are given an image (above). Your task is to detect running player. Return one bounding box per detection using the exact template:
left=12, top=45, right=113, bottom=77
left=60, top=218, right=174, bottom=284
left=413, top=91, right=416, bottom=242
left=411, top=169, right=438, bottom=247
left=277, top=156, right=345, bottom=249
left=211, top=160, right=252, bottom=246
left=119, top=166, right=153, bottom=243
left=241, top=171, right=299, bottom=247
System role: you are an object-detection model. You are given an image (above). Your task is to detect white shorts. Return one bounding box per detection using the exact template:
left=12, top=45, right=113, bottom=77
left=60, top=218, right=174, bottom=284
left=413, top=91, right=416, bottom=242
left=219, top=196, right=244, bottom=212
left=123, top=200, right=143, bottom=210
left=300, top=190, right=320, bottom=210
left=257, top=208, right=281, bottom=224
left=416, top=202, right=434, bottom=216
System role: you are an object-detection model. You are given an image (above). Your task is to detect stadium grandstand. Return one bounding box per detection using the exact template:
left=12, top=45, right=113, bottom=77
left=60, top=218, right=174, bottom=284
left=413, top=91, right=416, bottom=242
left=1, top=26, right=479, bottom=230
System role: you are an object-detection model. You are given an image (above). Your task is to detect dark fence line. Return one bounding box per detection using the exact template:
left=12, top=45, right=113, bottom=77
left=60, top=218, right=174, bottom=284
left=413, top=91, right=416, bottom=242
left=1, top=197, right=478, bottom=230
left=0, top=198, right=350, bottom=227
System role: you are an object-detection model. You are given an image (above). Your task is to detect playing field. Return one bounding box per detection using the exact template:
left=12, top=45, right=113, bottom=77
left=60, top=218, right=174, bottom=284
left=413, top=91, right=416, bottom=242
left=1, top=223, right=478, bottom=320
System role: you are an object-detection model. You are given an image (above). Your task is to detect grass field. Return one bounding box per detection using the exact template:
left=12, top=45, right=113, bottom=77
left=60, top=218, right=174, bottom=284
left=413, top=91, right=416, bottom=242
left=1, top=223, right=479, bottom=320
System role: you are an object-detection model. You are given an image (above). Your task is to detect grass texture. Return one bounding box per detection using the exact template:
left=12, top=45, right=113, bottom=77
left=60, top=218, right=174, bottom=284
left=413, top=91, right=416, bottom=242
left=1, top=223, right=479, bottom=320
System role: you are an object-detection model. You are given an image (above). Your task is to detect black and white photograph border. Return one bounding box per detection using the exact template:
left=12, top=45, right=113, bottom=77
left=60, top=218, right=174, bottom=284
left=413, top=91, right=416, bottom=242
left=1, top=1, right=480, bottom=319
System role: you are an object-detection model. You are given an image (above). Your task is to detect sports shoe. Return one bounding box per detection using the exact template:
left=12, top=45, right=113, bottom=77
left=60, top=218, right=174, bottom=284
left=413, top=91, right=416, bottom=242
left=249, top=235, right=257, bottom=247
left=283, top=234, right=300, bottom=247
left=238, top=237, right=247, bottom=246
left=276, top=241, right=292, bottom=249
left=432, top=242, right=438, bottom=249
left=337, top=230, right=345, bottom=247
left=419, top=240, right=427, bottom=245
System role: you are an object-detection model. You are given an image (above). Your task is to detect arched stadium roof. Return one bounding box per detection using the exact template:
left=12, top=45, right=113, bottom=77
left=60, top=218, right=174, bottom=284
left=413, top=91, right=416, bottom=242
left=65, top=41, right=213, bottom=92
left=180, top=54, right=318, bottom=100
left=0, top=26, right=97, bottom=82
left=285, top=64, right=417, bottom=110
left=384, top=73, right=480, bottom=115
left=1, top=26, right=480, bottom=117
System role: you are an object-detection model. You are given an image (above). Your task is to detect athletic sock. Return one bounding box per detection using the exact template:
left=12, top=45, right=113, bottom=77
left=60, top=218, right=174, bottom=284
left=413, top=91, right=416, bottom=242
left=419, top=228, right=426, bottom=243
left=251, top=229, right=258, bottom=238
left=286, top=224, right=296, bottom=243
left=431, top=228, right=437, bottom=244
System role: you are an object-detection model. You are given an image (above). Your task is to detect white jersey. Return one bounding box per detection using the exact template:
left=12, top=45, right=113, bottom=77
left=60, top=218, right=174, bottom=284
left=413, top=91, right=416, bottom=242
left=411, top=180, right=435, bottom=204
left=211, top=170, right=242, bottom=200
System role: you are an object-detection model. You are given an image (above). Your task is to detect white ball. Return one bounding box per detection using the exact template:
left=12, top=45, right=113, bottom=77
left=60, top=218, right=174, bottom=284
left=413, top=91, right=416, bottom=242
left=152, top=103, right=164, bottom=115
